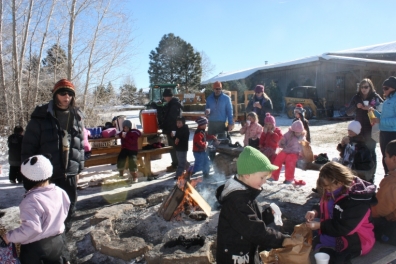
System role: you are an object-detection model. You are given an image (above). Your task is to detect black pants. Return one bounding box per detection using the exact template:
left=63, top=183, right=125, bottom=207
left=167, top=133, right=178, bottom=167
left=9, top=165, right=22, bottom=183
left=380, top=131, right=396, bottom=174
left=372, top=217, right=396, bottom=245
left=51, top=175, right=77, bottom=233
left=117, top=149, right=138, bottom=171
left=19, top=234, right=64, bottom=264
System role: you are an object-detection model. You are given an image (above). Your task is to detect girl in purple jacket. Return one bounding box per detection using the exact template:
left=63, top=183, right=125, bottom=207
left=305, top=162, right=376, bottom=264
left=1, top=155, right=70, bottom=264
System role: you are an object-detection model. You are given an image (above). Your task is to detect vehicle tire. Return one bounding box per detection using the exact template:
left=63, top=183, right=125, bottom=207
left=286, top=105, right=295, bottom=119
left=304, top=107, right=313, bottom=120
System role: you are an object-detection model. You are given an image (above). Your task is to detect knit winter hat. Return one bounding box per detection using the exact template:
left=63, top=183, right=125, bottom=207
left=255, top=85, right=264, bottom=93
left=196, top=116, right=208, bottom=126
left=264, top=113, right=275, bottom=125
left=163, top=88, right=173, bottom=97
left=294, top=104, right=305, bottom=114
left=123, top=120, right=132, bottom=129
left=383, top=76, right=396, bottom=90
left=52, top=79, right=75, bottom=95
left=213, top=81, right=222, bottom=89
left=348, top=120, right=361, bottom=135
left=291, top=120, right=304, bottom=133
left=21, top=155, right=53, bottom=181
left=237, top=146, right=278, bottom=175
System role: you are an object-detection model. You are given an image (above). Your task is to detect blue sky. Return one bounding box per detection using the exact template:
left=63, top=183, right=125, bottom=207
left=120, top=0, right=396, bottom=89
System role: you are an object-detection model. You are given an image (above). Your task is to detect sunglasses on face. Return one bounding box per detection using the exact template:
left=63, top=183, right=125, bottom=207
left=360, top=85, right=370, bottom=89
left=58, top=91, right=74, bottom=96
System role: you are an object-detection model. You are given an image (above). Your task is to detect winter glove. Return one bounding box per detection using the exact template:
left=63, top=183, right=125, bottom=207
left=262, top=206, right=275, bottom=226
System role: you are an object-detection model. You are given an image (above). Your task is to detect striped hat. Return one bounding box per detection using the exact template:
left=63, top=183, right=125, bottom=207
left=196, top=116, right=208, bottom=126
left=53, top=79, right=75, bottom=95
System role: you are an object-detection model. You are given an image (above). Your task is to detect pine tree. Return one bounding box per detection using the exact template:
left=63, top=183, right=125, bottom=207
left=42, top=44, right=67, bottom=79
left=148, top=33, right=202, bottom=90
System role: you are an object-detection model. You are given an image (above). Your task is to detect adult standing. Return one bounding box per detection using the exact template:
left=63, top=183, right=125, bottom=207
left=246, top=84, right=273, bottom=126
left=205, top=81, right=234, bottom=136
left=21, top=79, right=84, bottom=234
left=370, top=76, right=396, bottom=174
left=346, top=78, right=383, bottom=178
left=161, top=88, right=183, bottom=172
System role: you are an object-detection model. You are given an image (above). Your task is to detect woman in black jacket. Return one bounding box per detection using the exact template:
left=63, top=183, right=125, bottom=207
left=246, top=85, right=273, bottom=126
left=21, top=79, right=84, bottom=234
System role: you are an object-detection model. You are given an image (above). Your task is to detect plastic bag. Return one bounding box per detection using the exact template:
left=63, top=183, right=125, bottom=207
left=270, top=203, right=283, bottom=226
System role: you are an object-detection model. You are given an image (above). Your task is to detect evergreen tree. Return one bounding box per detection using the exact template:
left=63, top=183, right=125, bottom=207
left=42, top=44, right=67, bottom=78
left=266, top=80, right=283, bottom=113
left=148, top=33, right=202, bottom=90
left=119, top=84, right=137, bottom=104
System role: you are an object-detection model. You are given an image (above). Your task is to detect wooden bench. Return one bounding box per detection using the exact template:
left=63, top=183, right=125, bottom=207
left=85, top=145, right=173, bottom=177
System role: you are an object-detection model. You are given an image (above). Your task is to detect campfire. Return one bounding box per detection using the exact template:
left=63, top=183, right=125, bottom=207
left=158, top=169, right=211, bottom=221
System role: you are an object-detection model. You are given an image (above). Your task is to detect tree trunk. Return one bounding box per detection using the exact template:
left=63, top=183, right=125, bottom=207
left=67, top=0, right=77, bottom=80
left=12, top=0, right=23, bottom=125
left=0, top=0, right=10, bottom=128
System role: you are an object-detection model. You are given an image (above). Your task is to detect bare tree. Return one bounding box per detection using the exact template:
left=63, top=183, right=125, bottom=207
left=200, top=50, right=216, bottom=82
left=0, top=0, right=10, bottom=127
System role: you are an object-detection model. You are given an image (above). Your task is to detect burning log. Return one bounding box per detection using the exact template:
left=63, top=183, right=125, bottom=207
left=158, top=169, right=211, bottom=221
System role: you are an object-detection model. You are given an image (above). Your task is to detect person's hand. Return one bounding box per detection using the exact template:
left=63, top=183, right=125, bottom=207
left=341, top=136, right=349, bottom=145
left=357, top=103, right=363, bottom=109
left=305, top=210, right=317, bottom=222
left=175, top=138, right=179, bottom=145
left=371, top=117, right=380, bottom=124
left=263, top=127, right=268, bottom=133
left=362, top=105, right=371, bottom=111
left=306, top=221, right=320, bottom=230
left=228, top=124, right=234, bottom=131
left=205, top=109, right=210, bottom=115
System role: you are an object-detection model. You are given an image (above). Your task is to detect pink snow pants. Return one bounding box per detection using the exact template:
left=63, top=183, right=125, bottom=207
left=271, top=151, right=298, bottom=181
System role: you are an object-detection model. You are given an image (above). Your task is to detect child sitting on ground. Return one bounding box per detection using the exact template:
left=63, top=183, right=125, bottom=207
left=371, top=139, right=396, bottom=245
left=336, top=120, right=375, bottom=182
left=269, top=120, right=306, bottom=184
left=116, top=120, right=141, bottom=183
left=259, top=113, right=282, bottom=162
left=173, top=117, right=190, bottom=180
left=192, top=117, right=217, bottom=178
left=216, top=146, right=289, bottom=263
left=0, top=155, right=70, bottom=264
left=293, top=104, right=311, bottom=142
left=305, top=161, right=376, bottom=263
left=240, top=111, right=263, bottom=148
left=7, top=125, right=24, bottom=184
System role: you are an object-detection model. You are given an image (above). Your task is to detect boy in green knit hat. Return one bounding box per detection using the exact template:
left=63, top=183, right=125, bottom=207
left=215, top=146, right=288, bottom=264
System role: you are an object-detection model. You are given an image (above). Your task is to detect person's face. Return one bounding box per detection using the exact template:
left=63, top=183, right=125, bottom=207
left=360, top=82, right=371, bottom=96
left=321, top=178, right=343, bottom=193
left=163, top=96, right=171, bottom=102
left=199, top=124, right=207, bottom=130
left=244, top=171, right=271, bottom=190
left=384, top=152, right=396, bottom=172
left=294, top=111, right=301, bottom=119
left=347, top=129, right=357, bottom=137
left=255, top=91, right=263, bottom=98
left=264, top=123, right=274, bottom=131
left=383, top=86, right=395, bottom=98
left=213, top=87, right=222, bottom=96
left=56, top=91, right=73, bottom=109
left=176, top=120, right=183, bottom=128
left=247, top=116, right=255, bottom=123
left=123, top=126, right=130, bottom=132
left=294, top=131, right=302, bottom=137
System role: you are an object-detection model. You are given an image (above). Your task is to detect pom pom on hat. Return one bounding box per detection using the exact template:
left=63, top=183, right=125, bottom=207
left=21, top=155, right=53, bottom=182
left=196, top=116, right=208, bottom=126
left=163, top=88, right=173, bottom=97
left=237, top=146, right=278, bottom=175
left=294, top=104, right=305, bottom=114
left=291, top=120, right=304, bottom=133
left=52, top=79, right=75, bottom=95
left=264, top=113, right=275, bottom=125
left=348, top=120, right=361, bottom=135
left=123, top=120, right=132, bottom=129
left=213, top=81, right=222, bottom=89
left=383, top=76, right=396, bottom=90
left=255, top=85, right=264, bottom=93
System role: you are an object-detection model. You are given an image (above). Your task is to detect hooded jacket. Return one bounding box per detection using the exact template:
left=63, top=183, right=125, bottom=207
left=21, top=101, right=84, bottom=179
left=279, top=129, right=306, bottom=154
left=174, top=124, right=190, bottom=152
left=259, top=127, right=282, bottom=150
left=161, top=97, right=183, bottom=133
left=216, top=177, right=287, bottom=264
left=336, top=134, right=374, bottom=171
left=315, top=177, right=376, bottom=256
left=240, top=121, right=263, bottom=146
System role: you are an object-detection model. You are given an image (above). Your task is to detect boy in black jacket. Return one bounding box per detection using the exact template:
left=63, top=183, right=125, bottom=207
left=7, top=125, right=24, bottom=184
left=173, top=117, right=190, bottom=180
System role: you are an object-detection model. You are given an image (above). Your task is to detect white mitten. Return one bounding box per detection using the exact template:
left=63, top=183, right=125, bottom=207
left=270, top=203, right=283, bottom=226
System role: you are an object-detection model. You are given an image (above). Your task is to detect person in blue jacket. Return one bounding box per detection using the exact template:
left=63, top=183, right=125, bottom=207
left=205, top=81, right=234, bottom=136
left=369, top=76, right=396, bottom=174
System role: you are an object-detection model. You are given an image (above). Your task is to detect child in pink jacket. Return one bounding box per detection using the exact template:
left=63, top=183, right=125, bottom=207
left=259, top=113, right=283, bottom=162
left=240, top=112, right=263, bottom=148
left=269, top=120, right=306, bottom=184
left=1, top=155, right=70, bottom=264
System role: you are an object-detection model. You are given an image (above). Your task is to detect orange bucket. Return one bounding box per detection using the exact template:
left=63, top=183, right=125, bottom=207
left=141, top=109, right=158, bottom=133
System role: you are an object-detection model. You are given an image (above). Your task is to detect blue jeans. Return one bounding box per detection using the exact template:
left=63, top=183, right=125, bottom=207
left=176, top=151, right=188, bottom=178
left=193, top=151, right=210, bottom=175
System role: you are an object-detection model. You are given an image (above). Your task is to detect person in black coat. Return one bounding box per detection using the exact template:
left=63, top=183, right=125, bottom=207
left=21, top=79, right=84, bottom=235
left=173, top=117, right=190, bottom=180
left=7, top=125, right=24, bottom=183
left=216, top=147, right=288, bottom=264
left=246, top=85, right=273, bottom=126
left=161, top=88, right=183, bottom=172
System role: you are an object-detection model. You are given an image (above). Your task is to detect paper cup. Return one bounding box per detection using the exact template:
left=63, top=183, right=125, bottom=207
left=172, top=131, right=176, bottom=137
left=314, top=252, right=330, bottom=264
left=246, top=120, right=251, bottom=126
left=363, top=100, right=369, bottom=106
left=122, top=132, right=126, bottom=138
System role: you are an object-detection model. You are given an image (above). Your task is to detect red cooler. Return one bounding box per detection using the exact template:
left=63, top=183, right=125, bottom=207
left=141, top=109, right=158, bottom=133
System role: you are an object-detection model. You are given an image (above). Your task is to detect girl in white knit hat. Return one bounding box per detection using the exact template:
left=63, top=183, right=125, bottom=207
left=0, top=155, right=70, bottom=264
